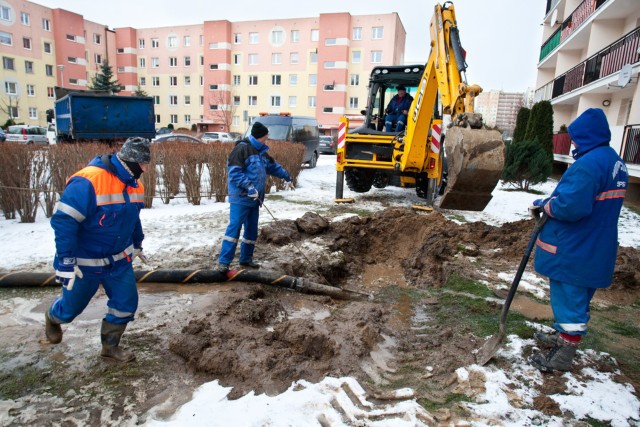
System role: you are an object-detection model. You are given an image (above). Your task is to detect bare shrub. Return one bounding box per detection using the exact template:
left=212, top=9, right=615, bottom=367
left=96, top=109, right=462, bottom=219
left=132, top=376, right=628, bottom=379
left=0, top=145, right=20, bottom=219
left=181, top=144, right=207, bottom=205
left=206, top=143, right=233, bottom=202
left=141, top=151, right=157, bottom=209
left=155, top=143, right=182, bottom=204
left=266, top=141, right=305, bottom=193
left=0, top=145, right=46, bottom=223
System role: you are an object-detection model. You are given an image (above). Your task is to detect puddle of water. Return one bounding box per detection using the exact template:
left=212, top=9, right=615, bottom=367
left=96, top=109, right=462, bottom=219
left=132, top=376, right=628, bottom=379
left=369, top=333, right=397, bottom=372
left=289, top=307, right=331, bottom=321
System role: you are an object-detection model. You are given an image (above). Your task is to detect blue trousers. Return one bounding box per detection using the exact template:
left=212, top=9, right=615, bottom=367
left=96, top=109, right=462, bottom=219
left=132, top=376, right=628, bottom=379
left=49, top=266, right=138, bottom=325
left=550, top=279, right=596, bottom=336
left=218, top=203, right=260, bottom=265
left=384, top=113, right=408, bottom=132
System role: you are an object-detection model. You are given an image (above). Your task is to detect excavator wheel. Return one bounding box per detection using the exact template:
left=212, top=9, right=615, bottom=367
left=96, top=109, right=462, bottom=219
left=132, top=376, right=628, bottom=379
left=439, top=127, right=505, bottom=211
left=345, top=168, right=374, bottom=193
left=372, top=172, right=390, bottom=189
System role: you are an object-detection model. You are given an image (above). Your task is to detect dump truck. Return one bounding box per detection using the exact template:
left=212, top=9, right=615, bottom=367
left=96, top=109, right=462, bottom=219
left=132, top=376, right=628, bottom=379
left=335, top=1, right=505, bottom=211
left=54, top=92, right=156, bottom=142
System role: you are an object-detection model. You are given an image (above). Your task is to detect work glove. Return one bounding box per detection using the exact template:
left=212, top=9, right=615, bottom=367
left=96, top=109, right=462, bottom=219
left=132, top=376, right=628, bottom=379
left=133, top=248, right=148, bottom=264
left=528, top=204, right=543, bottom=219
left=247, top=186, right=259, bottom=201
left=284, top=181, right=295, bottom=191
left=55, top=258, right=83, bottom=291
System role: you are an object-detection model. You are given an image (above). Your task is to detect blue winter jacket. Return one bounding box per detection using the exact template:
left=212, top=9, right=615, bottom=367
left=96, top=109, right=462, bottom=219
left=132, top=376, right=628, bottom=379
left=534, top=108, right=628, bottom=288
left=51, top=155, right=145, bottom=273
left=385, top=93, right=414, bottom=115
left=227, top=136, right=291, bottom=206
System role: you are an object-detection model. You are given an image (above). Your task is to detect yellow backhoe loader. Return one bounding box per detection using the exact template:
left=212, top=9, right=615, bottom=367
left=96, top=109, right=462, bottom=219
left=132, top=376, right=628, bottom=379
left=335, top=1, right=505, bottom=211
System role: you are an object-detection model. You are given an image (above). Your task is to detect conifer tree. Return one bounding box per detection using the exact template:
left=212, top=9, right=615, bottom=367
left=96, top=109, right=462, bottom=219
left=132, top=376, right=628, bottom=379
left=88, top=60, right=121, bottom=93
left=513, top=107, right=530, bottom=143
left=501, top=139, right=552, bottom=191
left=525, top=100, right=554, bottom=159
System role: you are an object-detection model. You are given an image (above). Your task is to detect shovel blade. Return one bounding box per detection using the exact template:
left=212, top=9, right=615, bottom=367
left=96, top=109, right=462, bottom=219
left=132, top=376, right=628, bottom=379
left=475, top=331, right=505, bottom=366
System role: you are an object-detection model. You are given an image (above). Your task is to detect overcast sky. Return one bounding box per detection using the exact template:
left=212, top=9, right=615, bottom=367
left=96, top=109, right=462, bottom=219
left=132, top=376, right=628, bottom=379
left=33, top=0, right=545, bottom=92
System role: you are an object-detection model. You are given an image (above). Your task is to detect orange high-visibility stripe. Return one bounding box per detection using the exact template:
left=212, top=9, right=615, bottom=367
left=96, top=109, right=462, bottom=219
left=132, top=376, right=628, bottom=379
left=595, top=189, right=626, bottom=200
left=536, top=237, right=557, bottom=254
left=71, top=166, right=145, bottom=206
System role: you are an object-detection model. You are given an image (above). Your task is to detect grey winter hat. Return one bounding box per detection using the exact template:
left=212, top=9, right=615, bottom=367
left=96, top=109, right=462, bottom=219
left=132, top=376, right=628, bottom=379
left=118, top=137, right=151, bottom=164
left=251, top=122, right=269, bottom=139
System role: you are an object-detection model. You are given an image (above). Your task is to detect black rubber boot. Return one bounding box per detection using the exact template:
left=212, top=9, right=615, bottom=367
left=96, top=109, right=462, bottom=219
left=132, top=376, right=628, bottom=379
left=533, top=330, right=561, bottom=347
left=529, top=339, right=578, bottom=372
left=239, top=261, right=260, bottom=269
left=100, top=320, right=136, bottom=363
left=217, top=263, right=230, bottom=273
left=45, top=311, right=62, bottom=344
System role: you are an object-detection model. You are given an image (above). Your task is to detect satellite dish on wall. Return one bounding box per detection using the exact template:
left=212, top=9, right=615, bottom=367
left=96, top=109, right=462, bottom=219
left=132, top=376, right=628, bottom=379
left=618, top=64, right=633, bottom=87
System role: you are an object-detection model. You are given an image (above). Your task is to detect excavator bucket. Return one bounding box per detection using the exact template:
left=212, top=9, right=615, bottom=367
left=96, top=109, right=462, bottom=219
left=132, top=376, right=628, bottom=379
left=439, top=127, right=505, bottom=211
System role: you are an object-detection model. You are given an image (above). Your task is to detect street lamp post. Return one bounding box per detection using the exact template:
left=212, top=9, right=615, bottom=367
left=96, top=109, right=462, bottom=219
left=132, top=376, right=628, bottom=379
left=57, top=65, right=65, bottom=88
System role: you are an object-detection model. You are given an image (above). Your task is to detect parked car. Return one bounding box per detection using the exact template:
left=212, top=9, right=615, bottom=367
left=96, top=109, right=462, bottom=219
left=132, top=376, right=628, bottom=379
left=0, top=128, right=5, bottom=142
left=152, top=134, right=203, bottom=144
left=155, top=127, right=173, bottom=136
left=5, top=125, right=50, bottom=145
left=246, top=114, right=320, bottom=168
left=201, top=132, right=234, bottom=143
left=318, top=135, right=336, bottom=154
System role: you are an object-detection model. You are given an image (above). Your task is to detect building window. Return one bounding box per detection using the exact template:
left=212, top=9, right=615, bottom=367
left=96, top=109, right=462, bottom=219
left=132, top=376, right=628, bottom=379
left=139, top=77, right=146, bottom=86
left=170, top=57, right=178, bottom=67
left=249, top=75, right=258, bottom=85
left=324, top=61, right=335, bottom=69
left=184, top=56, right=191, bottom=66
left=209, top=84, right=218, bottom=90
left=308, top=96, right=316, bottom=107
left=291, top=30, right=299, bottom=43
left=45, top=64, right=53, bottom=76
left=351, top=51, right=361, bottom=63
left=184, top=114, right=191, bottom=124
left=184, top=95, right=191, bottom=105
left=20, top=12, right=30, bottom=26
left=209, top=63, right=218, bottom=70
left=29, top=107, right=37, bottom=119
left=26, top=84, right=35, bottom=96
left=370, top=50, right=382, bottom=63
left=152, top=76, right=160, bottom=86
left=47, top=87, right=54, bottom=98
left=234, top=33, right=241, bottom=44
left=350, top=74, right=359, bottom=86
left=24, top=60, right=33, bottom=73
left=248, top=96, right=257, bottom=106
left=69, top=78, right=78, bottom=85
left=0, top=32, right=12, bottom=46
left=170, top=114, right=178, bottom=124
left=233, top=75, right=241, bottom=86
left=209, top=104, right=219, bottom=110
left=42, top=18, right=50, bottom=31
left=325, top=38, right=336, bottom=46
left=138, top=57, right=145, bottom=68
left=233, top=116, right=239, bottom=126
left=184, top=76, right=191, bottom=86
left=170, top=95, right=178, bottom=105
left=43, top=42, right=51, bottom=53
left=289, top=74, right=297, bottom=86
left=249, top=32, right=259, bottom=44
left=271, top=96, right=281, bottom=107
left=184, top=36, right=191, bottom=46
left=349, top=97, right=358, bottom=108
left=93, top=33, right=101, bottom=44
left=289, top=96, right=297, bottom=108
left=151, top=38, right=159, bottom=48
left=272, top=74, right=281, bottom=85
left=200, top=96, right=204, bottom=105
left=309, top=74, right=317, bottom=86
left=372, top=27, right=384, bottom=39
left=323, top=107, right=333, bottom=113
left=68, top=57, right=78, bottom=64
left=323, top=83, right=335, bottom=91
left=8, top=106, right=18, bottom=118
left=139, top=38, right=145, bottom=49
left=66, top=34, right=76, bottom=41
left=271, top=30, right=284, bottom=44
left=168, top=36, right=178, bottom=48
left=4, top=81, right=17, bottom=94
left=200, top=35, right=204, bottom=46
left=170, top=76, right=177, bottom=86
left=352, top=27, right=362, bottom=40
left=200, top=75, right=203, bottom=85
left=0, top=6, right=10, bottom=21
left=152, top=57, right=159, bottom=68
left=272, top=53, right=282, bottom=64
left=290, top=52, right=299, bottom=64
left=153, top=95, right=160, bottom=104
left=309, top=52, right=317, bottom=64
left=234, top=54, right=241, bottom=65
left=311, top=29, right=319, bottom=42
left=233, top=96, right=240, bottom=106
left=248, top=54, right=258, bottom=65
left=155, top=114, right=161, bottom=124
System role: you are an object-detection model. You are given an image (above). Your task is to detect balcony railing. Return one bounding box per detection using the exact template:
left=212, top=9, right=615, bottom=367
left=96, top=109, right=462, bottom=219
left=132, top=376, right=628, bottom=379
left=540, top=0, right=610, bottom=62
left=535, top=27, right=640, bottom=101
left=621, top=125, right=640, bottom=165
left=553, top=132, right=572, bottom=155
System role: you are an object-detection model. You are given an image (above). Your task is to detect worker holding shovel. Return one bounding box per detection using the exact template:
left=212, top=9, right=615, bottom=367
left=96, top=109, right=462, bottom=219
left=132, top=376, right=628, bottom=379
left=529, top=108, right=628, bottom=372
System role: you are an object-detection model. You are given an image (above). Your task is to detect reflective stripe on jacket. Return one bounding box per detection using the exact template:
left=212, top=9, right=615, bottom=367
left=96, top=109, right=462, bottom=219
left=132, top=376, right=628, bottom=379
left=51, top=155, right=145, bottom=272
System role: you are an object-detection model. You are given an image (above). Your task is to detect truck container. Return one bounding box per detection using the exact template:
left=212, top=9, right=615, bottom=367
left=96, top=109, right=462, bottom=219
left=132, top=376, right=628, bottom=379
left=54, top=93, right=155, bottom=142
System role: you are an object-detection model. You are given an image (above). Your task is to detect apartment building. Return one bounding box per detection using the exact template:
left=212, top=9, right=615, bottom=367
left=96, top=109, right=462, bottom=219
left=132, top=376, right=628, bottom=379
left=475, top=90, right=527, bottom=139
left=1, top=0, right=406, bottom=137
left=535, top=0, right=640, bottom=202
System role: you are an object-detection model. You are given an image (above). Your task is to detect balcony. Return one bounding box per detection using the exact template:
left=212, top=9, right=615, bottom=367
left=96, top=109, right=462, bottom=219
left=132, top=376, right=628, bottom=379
left=535, top=26, right=640, bottom=101
left=553, top=132, right=572, bottom=155
left=621, top=125, right=640, bottom=165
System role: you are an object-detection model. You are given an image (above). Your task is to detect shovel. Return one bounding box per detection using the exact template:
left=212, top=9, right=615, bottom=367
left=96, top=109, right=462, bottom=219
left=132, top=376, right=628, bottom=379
left=475, top=211, right=547, bottom=365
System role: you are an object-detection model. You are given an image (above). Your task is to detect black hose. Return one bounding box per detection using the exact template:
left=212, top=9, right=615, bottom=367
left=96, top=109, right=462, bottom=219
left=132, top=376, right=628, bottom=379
left=0, top=268, right=356, bottom=299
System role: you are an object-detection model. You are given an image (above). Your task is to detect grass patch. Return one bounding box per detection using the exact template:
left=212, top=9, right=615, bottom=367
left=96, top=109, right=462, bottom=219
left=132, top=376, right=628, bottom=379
left=445, top=274, right=493, bottom=298
left=0, top=364, right=68, bottom=400
left=446, top=214, right=467, bottom=223
left=418, top=393, right=471, bottom=411
left=375, top=285, right=428, bottom=303
left=604, top=319, right=640, bottom=338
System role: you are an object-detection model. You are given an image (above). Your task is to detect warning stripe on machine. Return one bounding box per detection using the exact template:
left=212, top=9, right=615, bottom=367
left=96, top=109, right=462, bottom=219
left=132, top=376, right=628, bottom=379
left=431, top=124, right=441, bottom=154
left=338, top=121, right=346, bottom=149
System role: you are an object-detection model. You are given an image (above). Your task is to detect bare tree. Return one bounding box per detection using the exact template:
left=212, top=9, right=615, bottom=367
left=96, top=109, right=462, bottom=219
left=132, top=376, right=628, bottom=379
left=206, top=87, right=237, bottom=133
left=0, top=95, right=20, bottom=125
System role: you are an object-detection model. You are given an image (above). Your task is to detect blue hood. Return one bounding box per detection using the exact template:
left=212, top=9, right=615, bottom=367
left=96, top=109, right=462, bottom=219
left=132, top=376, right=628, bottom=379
left=568, top=108, right=610, bottom=157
